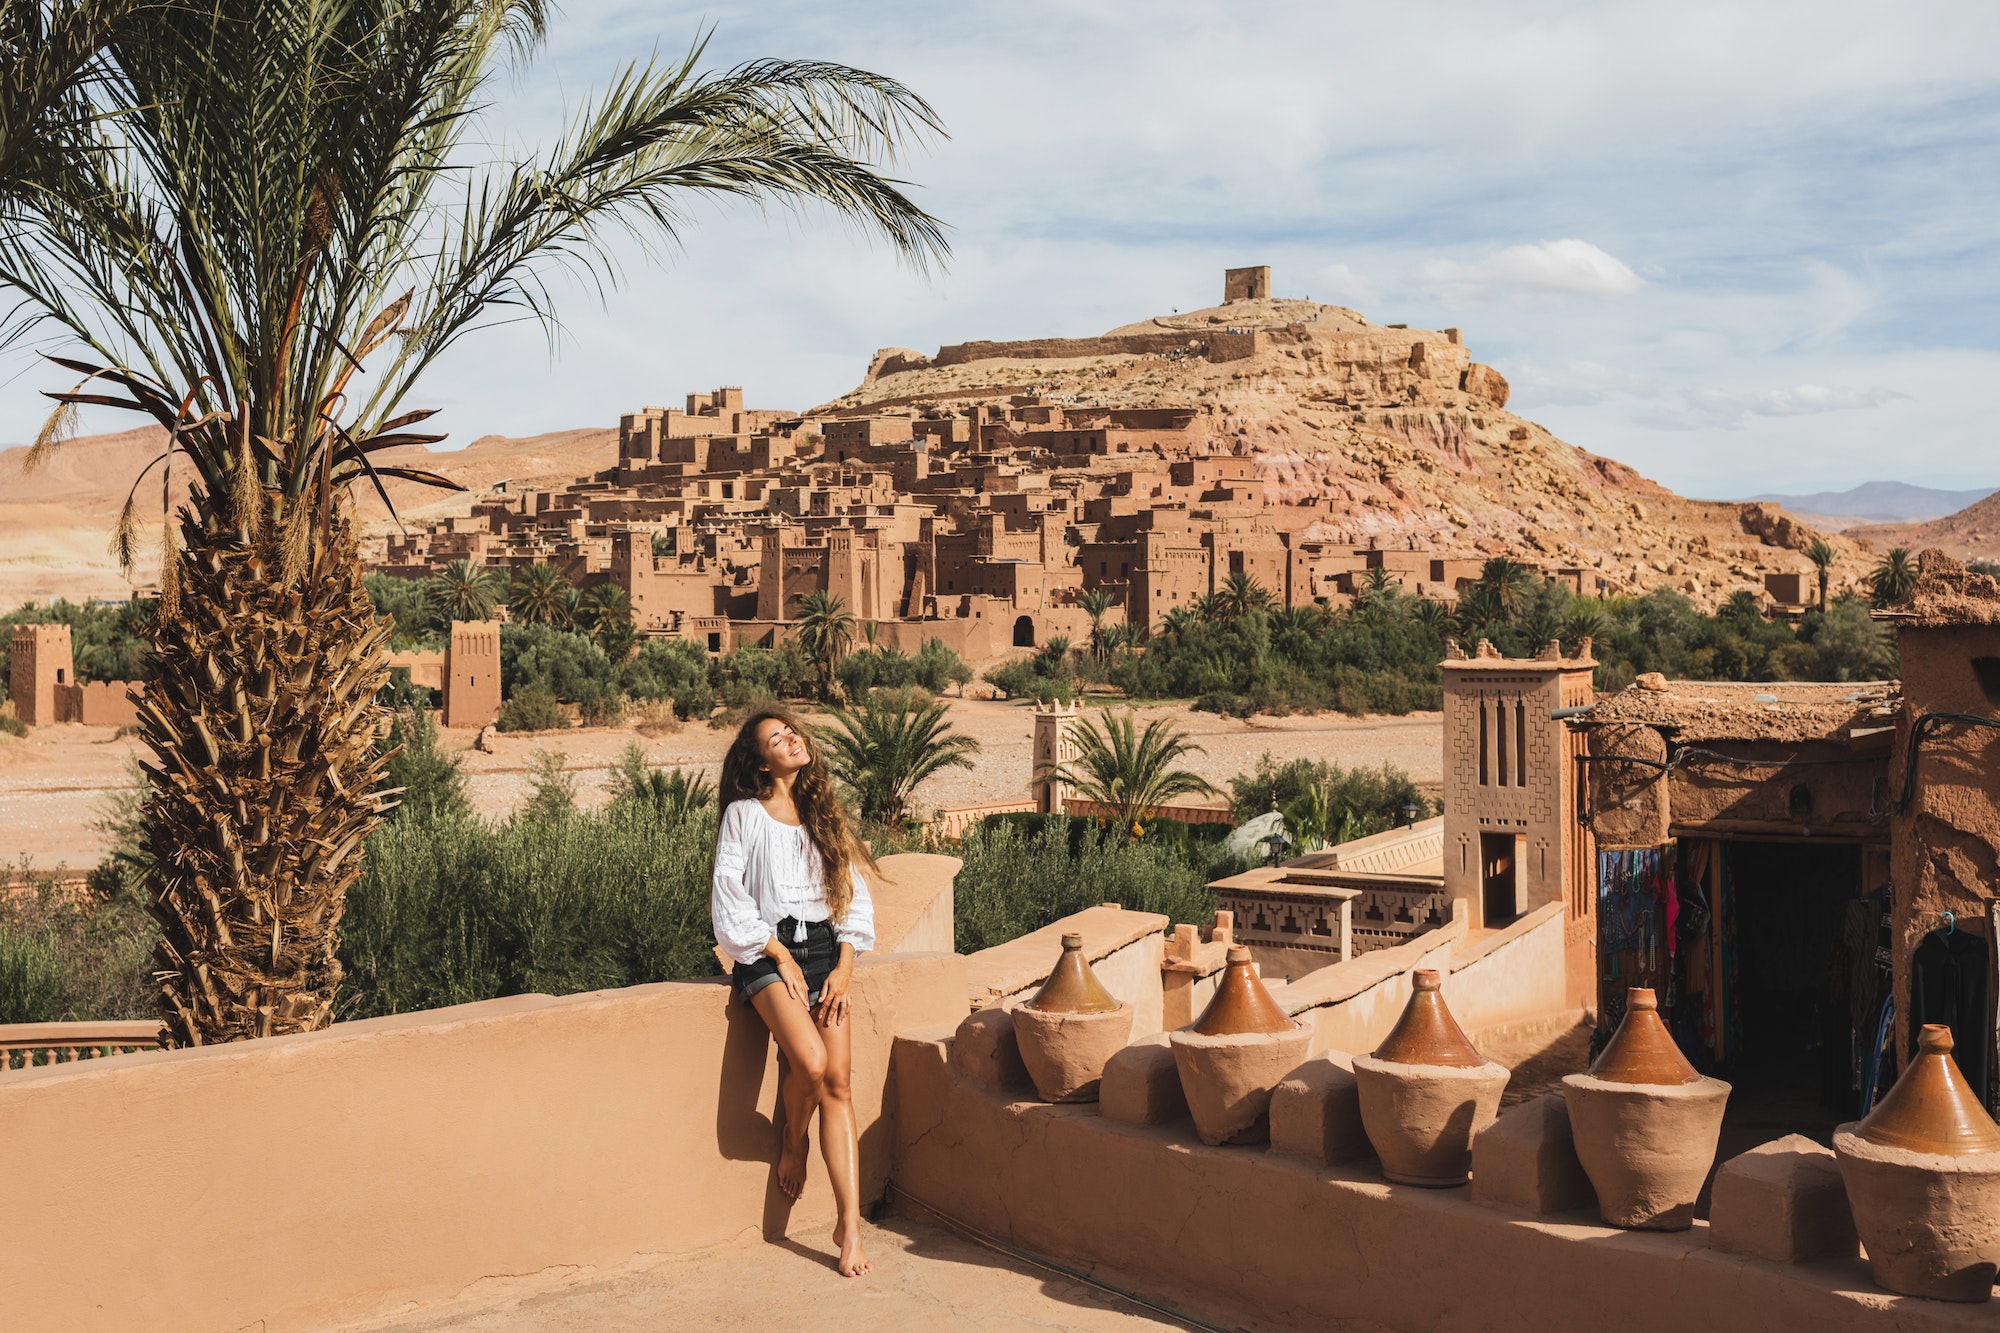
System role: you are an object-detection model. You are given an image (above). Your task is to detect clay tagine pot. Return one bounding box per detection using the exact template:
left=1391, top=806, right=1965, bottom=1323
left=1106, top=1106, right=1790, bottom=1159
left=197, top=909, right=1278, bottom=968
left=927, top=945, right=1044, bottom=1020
left=1170, top=945, right=1310, bottom=1144
left=1352, top=969, right=1510, bottom=1186
left=1011, top=933, right=1134, bottom=1103
left=1562, top=988, right=1730, bottom=1230
left=1834, top=1024, right=2000, bottom=1301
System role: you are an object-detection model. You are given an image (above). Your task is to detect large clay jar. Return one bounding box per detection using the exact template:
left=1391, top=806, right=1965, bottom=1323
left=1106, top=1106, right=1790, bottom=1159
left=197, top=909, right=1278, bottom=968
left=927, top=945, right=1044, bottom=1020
left=1562, top=987, right=1730, bottom=1230
left=1352, top=968, right=1510, bottom=1186
left=1834, top=1024, right=2000, bottom=1301
left=1169, top=945, right=1311, bottom=1144
left=1011, top=932, right=1134, bottom=1103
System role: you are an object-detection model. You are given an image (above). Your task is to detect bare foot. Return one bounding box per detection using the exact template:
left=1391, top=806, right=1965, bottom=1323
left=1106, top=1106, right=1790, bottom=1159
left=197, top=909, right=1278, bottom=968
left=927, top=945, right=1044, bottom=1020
left=778, top=1127, right=810, bottom=1200
left=834, top=1218, right=872, bottom=1277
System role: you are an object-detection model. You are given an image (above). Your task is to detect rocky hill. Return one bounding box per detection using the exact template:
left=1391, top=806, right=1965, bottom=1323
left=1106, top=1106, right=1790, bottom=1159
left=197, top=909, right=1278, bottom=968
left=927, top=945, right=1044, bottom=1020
left=821, top=296, right=1877, bottom=610
left=1849, top=491, right=2000, bottom=565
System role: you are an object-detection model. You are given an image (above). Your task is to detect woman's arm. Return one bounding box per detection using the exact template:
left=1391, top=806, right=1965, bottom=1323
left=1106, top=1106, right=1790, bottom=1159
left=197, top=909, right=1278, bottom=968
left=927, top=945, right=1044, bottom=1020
left=710, top=802, right=774, bottom=965
left=833, top=865, right=876, bottom=956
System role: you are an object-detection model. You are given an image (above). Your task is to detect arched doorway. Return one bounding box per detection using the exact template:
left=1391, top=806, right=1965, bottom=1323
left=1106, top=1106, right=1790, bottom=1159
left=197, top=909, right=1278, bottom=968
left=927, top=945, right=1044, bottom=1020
left=1012, top=614, right=1035, bottom=647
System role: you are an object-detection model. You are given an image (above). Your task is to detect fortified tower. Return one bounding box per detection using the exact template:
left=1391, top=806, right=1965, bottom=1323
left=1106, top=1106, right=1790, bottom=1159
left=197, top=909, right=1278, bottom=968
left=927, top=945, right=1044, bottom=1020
left=1030, top=699, right=1080, bottom=814
left=1440, top=637, right=1596, bottom=1003
left=1223, top=265, right=1270, bottom=302
left=443, top=620, right=501, bottom=729
left=8, top=623, right=73, bottom=727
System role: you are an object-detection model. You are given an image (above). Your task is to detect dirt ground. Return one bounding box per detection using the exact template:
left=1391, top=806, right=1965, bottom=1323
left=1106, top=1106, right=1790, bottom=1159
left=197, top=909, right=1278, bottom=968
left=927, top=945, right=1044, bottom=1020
left=0, top=701, right=1441, bottom=875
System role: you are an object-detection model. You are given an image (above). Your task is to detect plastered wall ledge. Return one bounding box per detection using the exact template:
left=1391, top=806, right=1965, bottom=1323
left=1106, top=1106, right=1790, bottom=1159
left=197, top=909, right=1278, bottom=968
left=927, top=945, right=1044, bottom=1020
left=870, top=852, right=960, bottom=953
left=890, top=1031, right=1991, bottom=1333
left=1449, top=902, right=1564, bottom=971
left=1271, top=917, right=1465, bottom=1014
left=964, top=904, right=1168, bottom=1008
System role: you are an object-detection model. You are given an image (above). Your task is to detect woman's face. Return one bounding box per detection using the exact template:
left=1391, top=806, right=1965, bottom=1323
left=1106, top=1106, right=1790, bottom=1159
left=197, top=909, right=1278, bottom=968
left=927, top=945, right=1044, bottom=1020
left=755, top=718, right=811, bottom=779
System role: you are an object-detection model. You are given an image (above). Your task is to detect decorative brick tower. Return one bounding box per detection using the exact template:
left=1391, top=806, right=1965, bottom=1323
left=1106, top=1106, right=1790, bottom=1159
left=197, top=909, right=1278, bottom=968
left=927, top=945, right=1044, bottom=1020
left=1440, top=638, right=1597, bottom=1005
left=9, top=623, right=73, bottom=727
left=443, top=620, right=502, bottom=729
left=1031, top=700, right=1080, bottom=814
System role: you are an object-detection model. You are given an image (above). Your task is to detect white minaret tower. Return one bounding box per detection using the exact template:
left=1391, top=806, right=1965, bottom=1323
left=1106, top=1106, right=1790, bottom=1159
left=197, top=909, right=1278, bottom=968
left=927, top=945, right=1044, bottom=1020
left=1031, top=700, right=1080, bottom=814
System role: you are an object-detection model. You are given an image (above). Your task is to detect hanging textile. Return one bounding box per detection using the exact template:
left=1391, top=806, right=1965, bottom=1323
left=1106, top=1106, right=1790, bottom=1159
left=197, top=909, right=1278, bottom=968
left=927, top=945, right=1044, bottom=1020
left=1597, top=845, right=1676, bottom=1042
left=1911, top=924, right=1991, bottom=1097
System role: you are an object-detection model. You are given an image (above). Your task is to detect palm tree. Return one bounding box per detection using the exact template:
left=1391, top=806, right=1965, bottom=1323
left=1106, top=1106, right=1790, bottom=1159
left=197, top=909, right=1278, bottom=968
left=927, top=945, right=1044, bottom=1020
left=1475, top=557, right=1537, bottom=621
left=426, top=558, right=505, bottom=624
left=1192, top=592, right=1226, bottom=623
left=649, top=531, right=675, bottom=559
left=1561, top=602, right=1608, bottom=653
left=510, top=562, right=572, bottom=627
left=1410, top=597, right=1452, bottom=641
left=0, top=4, right=946, bottom=1045
left=820, top=689, right=979, bottom=826
left=1156, top=606, right=1198, bottom=644
left=1869, top=548, right=1918, bottom=609
left=1036, top=634, right=1072, bottom=676
left=1077, top=588, right=1115, bottom=658
left=1805, top=539, right=1837, bottom=610
left=607, top=742, right=714, bottom=823
left=1216, top=571, right=1276, bottom=620
left=1051, top=708, right=1221, bottom=838
left=585, top=583, right=635, bottom=660
left=795, top=589, right=857, bottom=698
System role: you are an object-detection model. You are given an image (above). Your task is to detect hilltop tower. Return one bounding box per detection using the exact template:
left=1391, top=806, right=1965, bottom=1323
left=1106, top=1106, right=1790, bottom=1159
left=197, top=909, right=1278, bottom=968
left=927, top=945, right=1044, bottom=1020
left=1223, top=265, right=1270, bottom=302
left=9, top=623, right=73, bottom=727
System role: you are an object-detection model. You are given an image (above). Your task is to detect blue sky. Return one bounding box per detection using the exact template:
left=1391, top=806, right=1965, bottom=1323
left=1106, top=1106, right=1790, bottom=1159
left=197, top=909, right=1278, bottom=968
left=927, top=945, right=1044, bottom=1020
left=9, top=1, right=2000, bottom=497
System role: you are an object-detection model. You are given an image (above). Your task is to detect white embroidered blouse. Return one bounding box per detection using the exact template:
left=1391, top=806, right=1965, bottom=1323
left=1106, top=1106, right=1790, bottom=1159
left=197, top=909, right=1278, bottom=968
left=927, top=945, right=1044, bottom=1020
left=710, top=797, right=875, bottom=965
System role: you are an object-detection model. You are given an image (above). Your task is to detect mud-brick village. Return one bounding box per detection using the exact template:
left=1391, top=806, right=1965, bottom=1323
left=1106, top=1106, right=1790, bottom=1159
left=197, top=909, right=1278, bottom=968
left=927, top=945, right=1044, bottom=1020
left=5, top=6, right=2000, bottom=1332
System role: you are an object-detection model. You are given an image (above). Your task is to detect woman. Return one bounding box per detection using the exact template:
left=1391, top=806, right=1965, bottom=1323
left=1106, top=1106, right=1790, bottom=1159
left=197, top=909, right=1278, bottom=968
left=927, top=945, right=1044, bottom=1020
left=711, top=709, right=878, bottom=1278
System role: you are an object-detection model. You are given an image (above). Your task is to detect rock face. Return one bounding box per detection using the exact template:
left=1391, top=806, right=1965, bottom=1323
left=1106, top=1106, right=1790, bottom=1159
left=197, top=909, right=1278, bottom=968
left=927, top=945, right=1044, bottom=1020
left=819, top=297, right=1879, bottom=608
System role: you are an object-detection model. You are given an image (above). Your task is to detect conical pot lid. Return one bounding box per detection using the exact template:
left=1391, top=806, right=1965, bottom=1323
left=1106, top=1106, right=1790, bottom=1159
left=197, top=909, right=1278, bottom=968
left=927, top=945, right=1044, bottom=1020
left=1855, top=1024, right=2000, bottom=1155
left=1191, top=945, right=1293, bottom=1035
left=1025, top=933, right=1122, bottom=1013
left=1588, top=988, right=1700, bottom=1085
left=1371, top=968, right=1483, bottom=1067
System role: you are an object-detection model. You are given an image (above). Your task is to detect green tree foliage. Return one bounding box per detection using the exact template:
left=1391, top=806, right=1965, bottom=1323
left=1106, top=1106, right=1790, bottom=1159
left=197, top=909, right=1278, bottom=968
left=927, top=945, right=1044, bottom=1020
left=378, top=709, right=469, bottom=823
left=820, top=687, right=980, bottom=826
left=623, top=637, right=715, bottom=719
left=509, top=562, right=574, bottom=628
left=363, top=574, right=445, bottom=648
left=1051, top=708, right=1220, bottom=836
left=427, top=559, right=505, bottom=625
left=500, top=623, right=615, bottom=699
left=717, top=640, right=816, bottom=706
left=0, top=597, right=152, bottom=683
left=496, top=685, right=569, bottom=733
left=1868, top=547, right=1918, bottom=609
left=1077, top=588, right=1115, bottom=657
left=794, top=590, right=857, bottom=698
left=835, top=636, right=973, bottom=698
left=1227, top=754, right=1434, bottom=844
left=1805, top=539, right=1837, bottom=610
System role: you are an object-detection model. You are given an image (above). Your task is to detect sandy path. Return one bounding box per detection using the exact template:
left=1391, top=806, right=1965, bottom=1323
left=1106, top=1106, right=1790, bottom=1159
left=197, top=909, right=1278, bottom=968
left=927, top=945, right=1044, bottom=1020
left=0, top=702, right=1442, bottom=874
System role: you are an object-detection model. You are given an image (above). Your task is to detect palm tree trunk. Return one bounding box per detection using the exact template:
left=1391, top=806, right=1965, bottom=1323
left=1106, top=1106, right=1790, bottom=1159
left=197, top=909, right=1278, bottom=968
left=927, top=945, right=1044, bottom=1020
left=137, top=513, right=393, bottom=1045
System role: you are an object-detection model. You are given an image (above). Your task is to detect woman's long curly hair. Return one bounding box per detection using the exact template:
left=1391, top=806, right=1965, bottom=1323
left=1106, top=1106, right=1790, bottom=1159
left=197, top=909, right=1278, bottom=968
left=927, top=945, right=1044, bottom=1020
left=719, top=709, right=877, bottom=922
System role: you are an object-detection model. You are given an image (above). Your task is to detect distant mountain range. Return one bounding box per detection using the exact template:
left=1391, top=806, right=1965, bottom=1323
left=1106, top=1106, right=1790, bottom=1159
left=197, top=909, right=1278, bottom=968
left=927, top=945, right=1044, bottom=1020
left=1746, top=481, right=1996, bottom=524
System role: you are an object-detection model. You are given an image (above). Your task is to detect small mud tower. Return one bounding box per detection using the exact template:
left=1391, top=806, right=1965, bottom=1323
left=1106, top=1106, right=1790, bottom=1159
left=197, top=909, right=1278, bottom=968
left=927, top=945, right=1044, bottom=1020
left=444, top=620, right=502, bottom=729
left=9, top=623, right=73, bottom=727
left=1031, top=699, right=1080, bottom=814
left=1441, top=638, right=1597, bottom=1004
left=1223, top=265, right=1270, bottom=303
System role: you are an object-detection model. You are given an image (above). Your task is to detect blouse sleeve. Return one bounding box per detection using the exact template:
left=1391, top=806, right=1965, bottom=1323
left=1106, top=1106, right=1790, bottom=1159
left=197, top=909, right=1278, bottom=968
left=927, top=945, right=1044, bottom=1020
left=835, top=863, right=876, bottom=955
left=711, top=801, right=772, bottom=965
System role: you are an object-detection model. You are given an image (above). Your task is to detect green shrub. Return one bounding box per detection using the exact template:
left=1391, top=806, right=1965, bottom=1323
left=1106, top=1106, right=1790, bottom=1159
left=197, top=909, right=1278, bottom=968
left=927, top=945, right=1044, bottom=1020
left=576, top=681, right=625, bottom=727
left=951, top=816, right=1240, bottom=953
left=0, top=596, right=153, bottom=684
left=1227, top=754, right=1434, bottom=830
left=362, top=574, right=444, bottom=650
left=378, top=709, right=469, bottom=823
left=622, top=637, right=715, bottom=718
left=718, top=641, right=815, bottom=703
left=340, top=801, right=721, bottom=1017
left=0, top=872, right=155, bottom=1024
left=376, top=666, right=437, bottom=711
left=500, top=624, right=617, bottom=701
left=0, top=712, right=25, bottom=738
left=496, top=685, right=569, bottom=733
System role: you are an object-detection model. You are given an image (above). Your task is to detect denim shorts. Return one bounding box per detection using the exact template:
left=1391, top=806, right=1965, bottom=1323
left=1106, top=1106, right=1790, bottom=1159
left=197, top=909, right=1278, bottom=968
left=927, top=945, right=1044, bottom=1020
left=732, top=918, right=837, bottom=1009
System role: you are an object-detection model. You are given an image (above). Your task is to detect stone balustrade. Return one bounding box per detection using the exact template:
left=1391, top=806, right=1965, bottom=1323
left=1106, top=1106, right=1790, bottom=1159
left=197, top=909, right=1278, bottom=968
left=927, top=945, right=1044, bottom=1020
left=0, top=1021, right=163, bottom=1071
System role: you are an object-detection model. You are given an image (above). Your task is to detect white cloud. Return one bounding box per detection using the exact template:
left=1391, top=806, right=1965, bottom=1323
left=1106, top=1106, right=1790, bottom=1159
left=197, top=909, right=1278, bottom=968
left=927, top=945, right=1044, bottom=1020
left=1412, top=240, right=1646, bottom=301
left=1307, top=262, right=1379, bottom=309
left=1508, top=358, right=1659, bottom=407
left=1639, top=383, right=1909, bottom=430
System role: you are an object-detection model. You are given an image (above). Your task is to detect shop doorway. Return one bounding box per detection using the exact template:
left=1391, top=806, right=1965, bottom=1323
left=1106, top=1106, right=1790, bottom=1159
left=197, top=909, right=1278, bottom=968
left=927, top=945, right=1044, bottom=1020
left=1480, top=832, right=1519, bottom=927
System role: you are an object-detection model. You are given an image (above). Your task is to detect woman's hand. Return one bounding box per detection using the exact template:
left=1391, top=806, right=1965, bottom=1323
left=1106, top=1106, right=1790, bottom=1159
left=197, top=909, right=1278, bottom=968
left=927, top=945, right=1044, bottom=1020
left=816, top=950, right=856, bottom=1027
left=776, top=953, right=811, bottom=1006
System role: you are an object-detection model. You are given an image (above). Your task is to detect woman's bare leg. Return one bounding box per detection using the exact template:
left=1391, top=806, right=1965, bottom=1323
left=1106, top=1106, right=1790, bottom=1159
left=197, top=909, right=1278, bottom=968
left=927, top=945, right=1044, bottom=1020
left=751, top=986, right=827, bottom=1200
left=815, top=1010, right=872, bottom=1276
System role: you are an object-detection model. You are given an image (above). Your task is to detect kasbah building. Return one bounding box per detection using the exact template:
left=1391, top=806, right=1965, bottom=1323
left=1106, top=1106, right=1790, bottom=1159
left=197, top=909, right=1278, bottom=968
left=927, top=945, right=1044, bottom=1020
left=13, top=271, right=2000, bottom=1330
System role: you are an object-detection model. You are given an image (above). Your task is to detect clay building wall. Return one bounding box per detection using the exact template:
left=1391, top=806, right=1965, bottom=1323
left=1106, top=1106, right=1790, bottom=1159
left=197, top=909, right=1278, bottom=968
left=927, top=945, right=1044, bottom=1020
left=931, top=331, right=1206, bottom=368
left=1888, top=620, right=2000, bottom=1059
left=54, top=680, right=140, bottom=727
left=8, top=622, right=72, bottom=726
left=1223, top=264, right=1270, bottom=301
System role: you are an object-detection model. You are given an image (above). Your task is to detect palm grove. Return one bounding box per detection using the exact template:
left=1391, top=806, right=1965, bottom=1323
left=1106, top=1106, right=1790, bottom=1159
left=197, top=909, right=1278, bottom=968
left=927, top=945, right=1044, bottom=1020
left=0, top=0, right=947, bottom=1043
